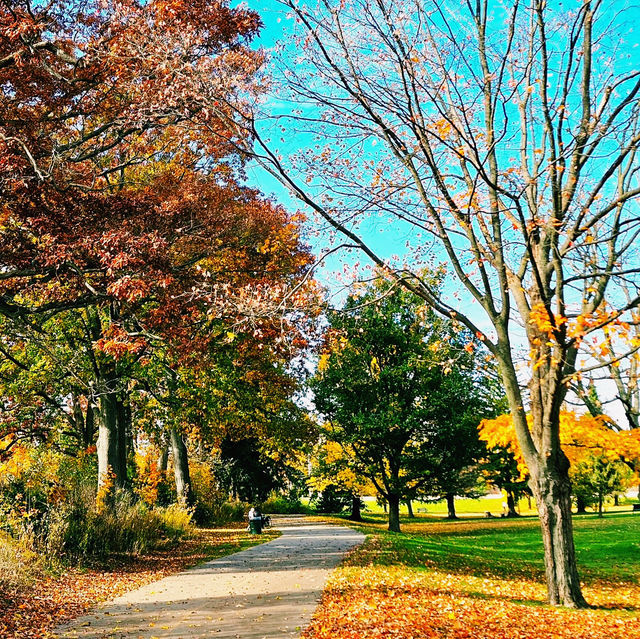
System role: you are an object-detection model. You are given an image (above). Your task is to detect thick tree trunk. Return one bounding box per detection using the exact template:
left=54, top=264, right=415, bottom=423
left=406, top=499, right=415, bottom=518
left=506, top=491, right=519, bottom=517
left=530, top=468, right=587, bottom=608
left=575, top=494, right=587, bottom=514
left=445, top=493, right=457, bottom=519
left=598, top=490, right=604, bottom=518
left=170, top=426, right=193, bottom=505
left=498, top=345, right=587, bottom=607
left=387, top=493, right=401, bottom=532
left=349, top=494, right=362, bottom=521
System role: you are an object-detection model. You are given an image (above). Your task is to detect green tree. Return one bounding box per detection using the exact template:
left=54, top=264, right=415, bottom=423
left=481, top=446, right=531, bottom=517
left=570, top=454, right=632, bottom=518
left=311, top=279, right=492, bottom=532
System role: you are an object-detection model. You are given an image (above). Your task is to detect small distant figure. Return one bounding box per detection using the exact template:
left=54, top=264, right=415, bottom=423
left=485, top=511, right=495, bottom=518
left=248, top=506, right=263, bottom=534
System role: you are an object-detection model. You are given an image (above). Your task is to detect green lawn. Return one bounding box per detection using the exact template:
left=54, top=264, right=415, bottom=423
left=357, top=494, right=638, bottom=517
left=332, top=511, right=640, bottom=586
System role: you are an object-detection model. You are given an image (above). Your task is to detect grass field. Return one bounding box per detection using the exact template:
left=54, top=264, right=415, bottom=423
left=303, top=512, right=640, bottom=639
left=357, top=494, right=638, bottom=518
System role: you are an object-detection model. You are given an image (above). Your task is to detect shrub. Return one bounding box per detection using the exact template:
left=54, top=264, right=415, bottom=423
left=39, top=490, right=194, bottom=561
left=193, top=498, right=247, bottom=525
left=311, top=485, right=353, bottom=513
left=158, top=503, right=194, bottom=542
left=0, top=532, right=40, bottom=591
left=261, top=494, right=312, bottom=515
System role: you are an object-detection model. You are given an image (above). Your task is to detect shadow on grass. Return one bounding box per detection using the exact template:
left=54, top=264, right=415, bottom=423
left=329, top=512, right=640, bottom=589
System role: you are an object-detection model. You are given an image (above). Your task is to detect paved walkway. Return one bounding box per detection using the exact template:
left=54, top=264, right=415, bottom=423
left=53, top=517, right=364, bottom=639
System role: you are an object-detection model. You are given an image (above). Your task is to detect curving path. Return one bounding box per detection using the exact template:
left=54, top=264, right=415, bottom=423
left=53, top=517, right=364, bottom=639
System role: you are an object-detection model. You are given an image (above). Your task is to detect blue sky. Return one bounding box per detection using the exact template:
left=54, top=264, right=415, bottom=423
left=237, top=0, right=640, bottom=424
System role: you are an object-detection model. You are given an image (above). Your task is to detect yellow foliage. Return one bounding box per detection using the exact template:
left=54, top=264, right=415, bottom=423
left=479, top=411, right=638, bottom=480
left=318, top=353, right=330, bottom=373
left=135, top=447, right=165, bottom=506
left=96, top=468, right=116, bottom=514
left=0, top=442, right=32, bottom=481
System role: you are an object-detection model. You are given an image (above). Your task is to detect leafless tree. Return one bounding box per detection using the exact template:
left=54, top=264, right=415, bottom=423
left=244, top=0, right=640, bottom=607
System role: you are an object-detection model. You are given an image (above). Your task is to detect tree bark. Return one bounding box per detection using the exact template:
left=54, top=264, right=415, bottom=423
left=116, top=396, right=130, bottom=488
left=387, top=493, right=401, bottom=532
left=349, top=493, right=362, bottom=521
left=156, top=446, right=169, bottom=474
left=575, top=494, right=587, bottom=514
left=506, top=491, right=519, bottom=517
left=84, top=402, right=95, bottom=448
left=500, top=347, right=587, bottom=608
left=170, top=426, right=193, bottom=505
left=445, top=493, right=457, bottom=519
left=530, top=466, right=587, bottom=608
left=97, top=389, right=127, bottom=494
left=406, top=499, right=415, bottom=518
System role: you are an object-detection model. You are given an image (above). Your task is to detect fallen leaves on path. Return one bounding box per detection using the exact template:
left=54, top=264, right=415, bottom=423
left=0, top=527, right=277, bottom=639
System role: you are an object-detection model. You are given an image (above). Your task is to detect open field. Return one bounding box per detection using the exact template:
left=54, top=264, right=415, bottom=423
left=356, top=493, right=639, bottom=518
left=303, top=512, right=640, bottom=639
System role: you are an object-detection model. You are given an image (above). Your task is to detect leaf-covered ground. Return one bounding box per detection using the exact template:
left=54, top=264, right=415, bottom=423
left=0, top=526, right=279, bottom=639
left=303, top=513, right=640, bottom=638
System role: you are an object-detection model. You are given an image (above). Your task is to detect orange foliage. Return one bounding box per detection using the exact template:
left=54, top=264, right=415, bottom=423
left=134, top=448, right=165, bottom=506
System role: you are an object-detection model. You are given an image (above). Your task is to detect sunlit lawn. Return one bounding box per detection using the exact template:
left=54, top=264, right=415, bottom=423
left=303, top=512, right=640, bottom=639
left=355, top=494, right=637, bottom=518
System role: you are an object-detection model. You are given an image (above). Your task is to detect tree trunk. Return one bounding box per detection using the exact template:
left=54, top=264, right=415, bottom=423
left=97, top=390, right=127, bottom=495
left=116, top=396, right=130, bottom=488
left=349, top=494, right=362, bottom=521
left=445, top=493, right=457, bottom=519
left=530, top=468, right=587, bottom=608
left=406, top=499, right=415, bottom=518
left=387, top=493, right=401, bottom=532
left=84, top=402, right=96, bottom=448
left=506, top=491, right=519, bottom=517
left=499, top=348, right=587, bottom=608
left=170, top=426, right=193, bottom=505
left=598, top=490, right=604, bottom=518
left=575, top=494, right=587, bottom=514
left=156, top=446, right=169, bottom=474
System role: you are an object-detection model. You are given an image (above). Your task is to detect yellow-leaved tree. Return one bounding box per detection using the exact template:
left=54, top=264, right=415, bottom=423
left=479, top=412, right=640, bottom=515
